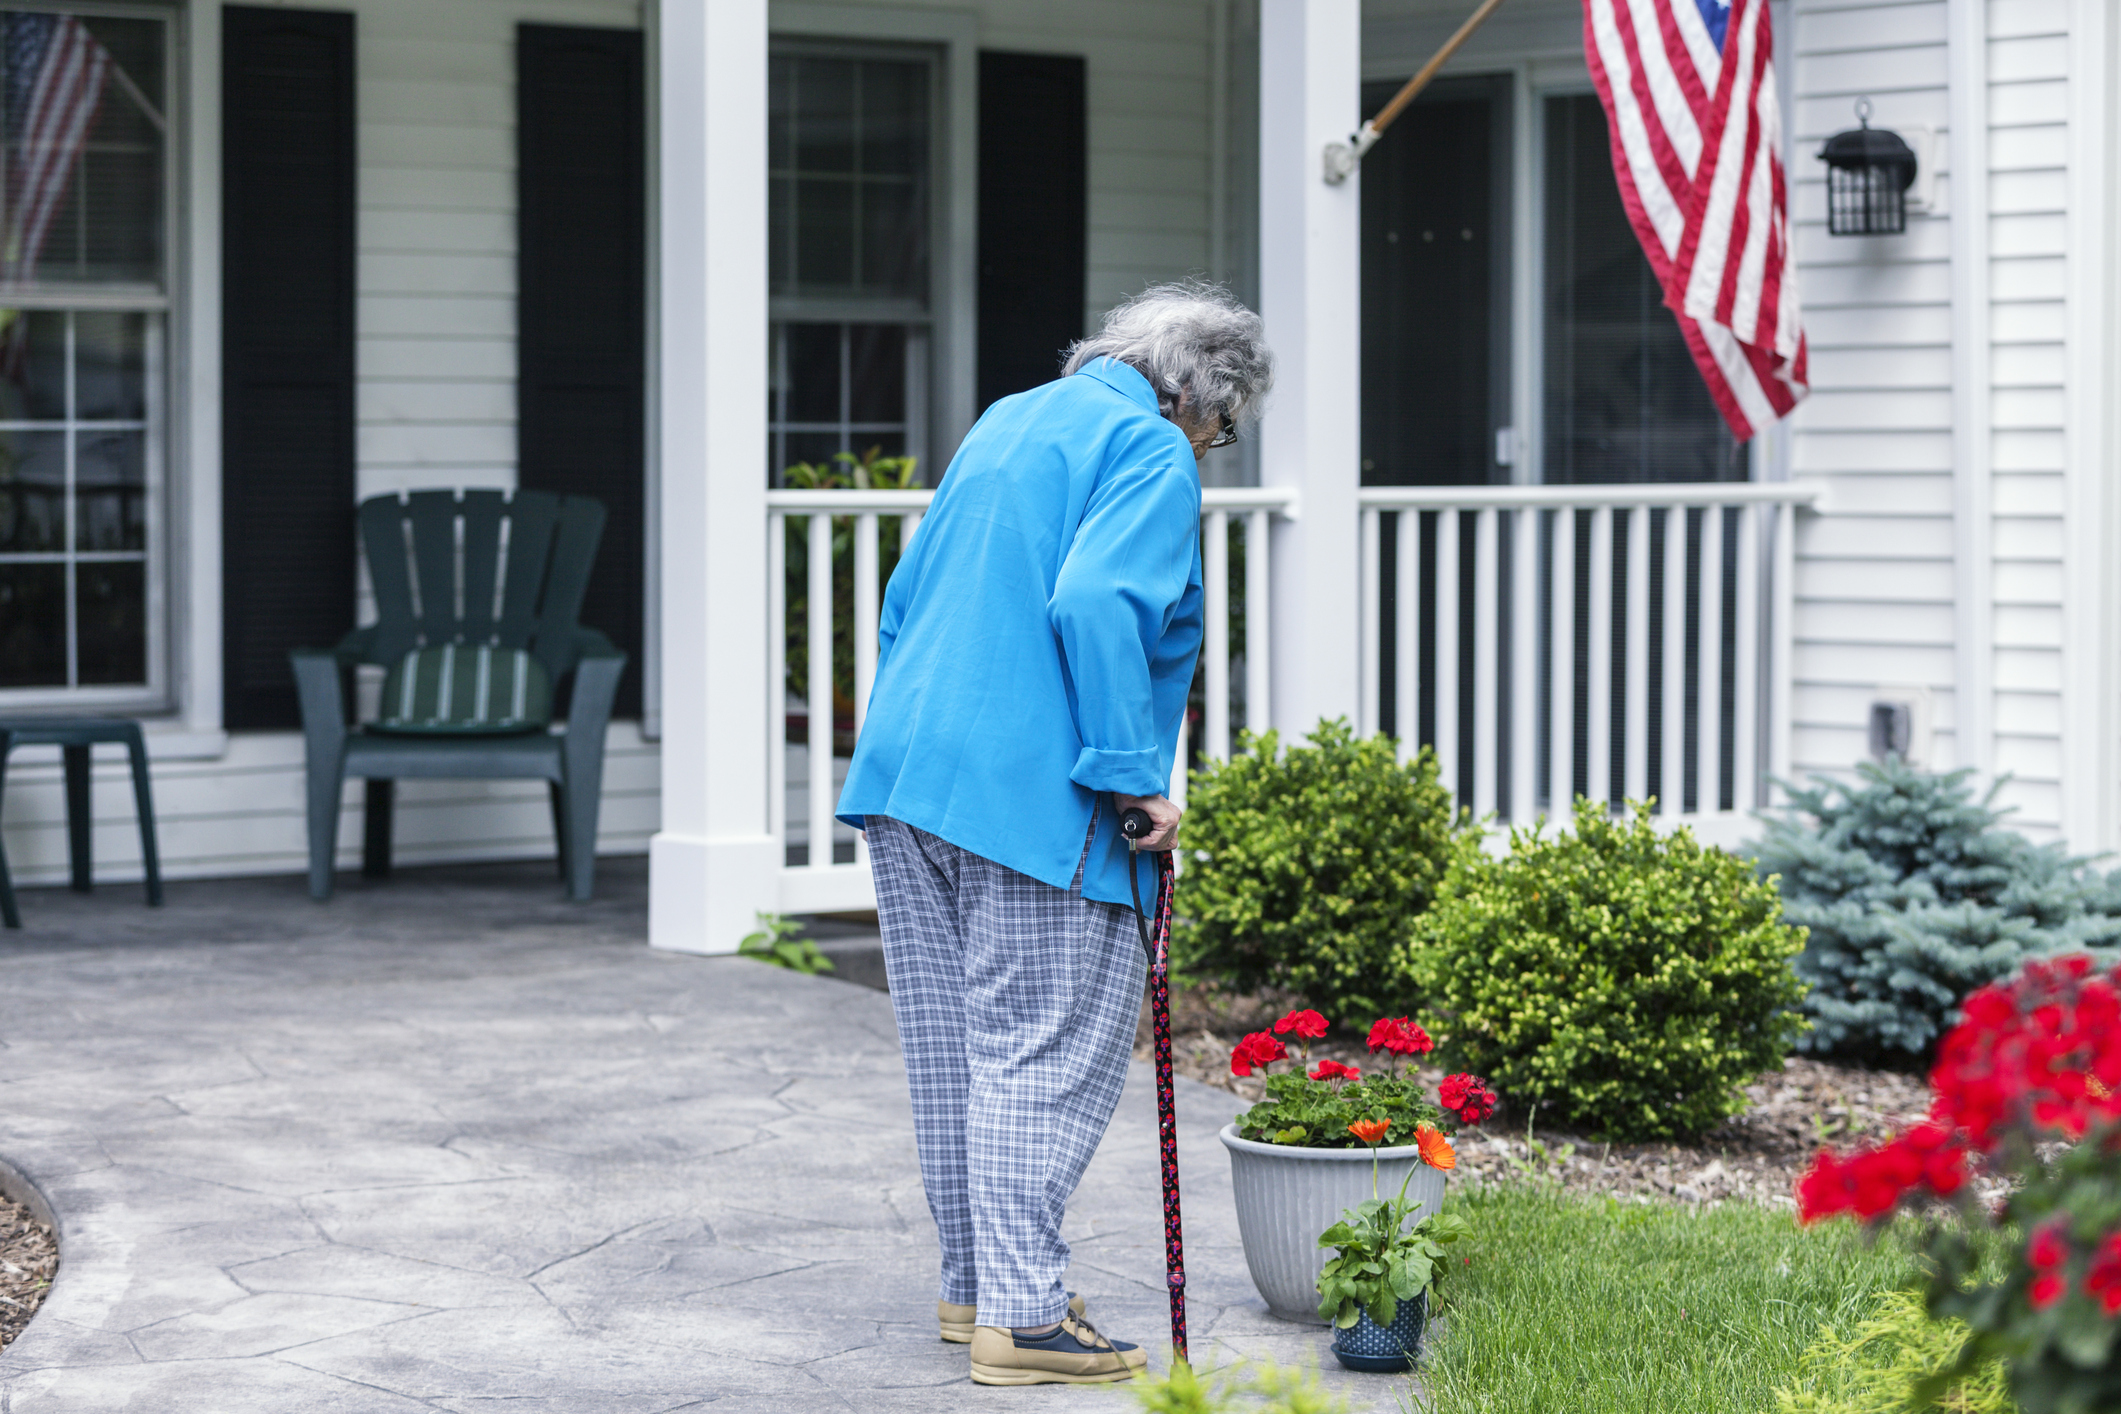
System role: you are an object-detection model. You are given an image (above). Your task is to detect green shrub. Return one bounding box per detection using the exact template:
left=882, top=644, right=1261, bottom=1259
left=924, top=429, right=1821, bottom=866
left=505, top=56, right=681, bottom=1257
left=1749, top=758, right=2121, bottom=1063
left=1413, top=799, right=1808, bottom=1141
left=1773, top=1288, right=2016, bottom=1414
left=1174, top=719, right=1465, bottom=1019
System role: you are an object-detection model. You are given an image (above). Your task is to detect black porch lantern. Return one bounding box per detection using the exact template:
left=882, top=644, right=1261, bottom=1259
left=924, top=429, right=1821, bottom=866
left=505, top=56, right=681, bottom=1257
left=1819, top=98, right=1918, bottom=236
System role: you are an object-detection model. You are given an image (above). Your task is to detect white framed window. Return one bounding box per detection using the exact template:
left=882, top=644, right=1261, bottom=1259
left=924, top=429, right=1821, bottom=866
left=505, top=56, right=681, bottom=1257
left=0, top=3, right=170, bottom=705
left=767, top=39, right=939, bottom=484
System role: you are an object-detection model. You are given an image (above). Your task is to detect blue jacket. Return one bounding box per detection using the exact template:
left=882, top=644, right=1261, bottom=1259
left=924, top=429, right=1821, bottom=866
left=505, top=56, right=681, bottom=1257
left=836, top=357, right=1204, bottom=909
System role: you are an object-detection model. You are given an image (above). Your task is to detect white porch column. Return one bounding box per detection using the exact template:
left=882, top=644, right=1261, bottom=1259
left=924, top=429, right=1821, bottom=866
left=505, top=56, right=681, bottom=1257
left=1258, top=0, right=1364, bottom=739
left=649, top=0, right=778, bottom=953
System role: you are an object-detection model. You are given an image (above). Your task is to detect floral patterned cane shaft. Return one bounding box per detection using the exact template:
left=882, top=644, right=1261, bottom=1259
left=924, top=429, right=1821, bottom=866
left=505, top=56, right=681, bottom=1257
left=1149, top=851, right=1187, bottom=1366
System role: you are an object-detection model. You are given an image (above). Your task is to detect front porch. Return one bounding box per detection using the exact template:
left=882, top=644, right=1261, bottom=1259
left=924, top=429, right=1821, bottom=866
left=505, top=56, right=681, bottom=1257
left=0, top=863, right=1378, bottom=1408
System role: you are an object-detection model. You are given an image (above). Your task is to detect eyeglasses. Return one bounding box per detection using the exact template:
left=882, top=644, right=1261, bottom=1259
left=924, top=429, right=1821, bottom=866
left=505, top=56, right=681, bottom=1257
left=1204, top=414, right=1237, bottom=450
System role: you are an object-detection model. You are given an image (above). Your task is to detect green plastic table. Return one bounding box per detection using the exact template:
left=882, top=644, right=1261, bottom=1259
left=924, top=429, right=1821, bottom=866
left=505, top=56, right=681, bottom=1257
left=0, top=718, right=164, bottom=928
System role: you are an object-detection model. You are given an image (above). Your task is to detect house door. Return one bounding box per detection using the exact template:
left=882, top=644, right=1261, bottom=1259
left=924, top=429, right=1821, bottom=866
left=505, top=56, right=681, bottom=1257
left=1360, top=76, right=1510, bottom=490
left=1361, top=77, right=1511, bottom=759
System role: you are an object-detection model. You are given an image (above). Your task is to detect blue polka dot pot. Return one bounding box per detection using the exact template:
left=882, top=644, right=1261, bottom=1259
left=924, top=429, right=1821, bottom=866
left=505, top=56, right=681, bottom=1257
left=1330, top=1291, right=1427, bottom=1373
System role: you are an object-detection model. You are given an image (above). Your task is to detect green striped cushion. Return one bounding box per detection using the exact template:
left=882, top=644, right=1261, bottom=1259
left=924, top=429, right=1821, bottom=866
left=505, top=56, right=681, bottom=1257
left=372, top=645, right=551, bottom=735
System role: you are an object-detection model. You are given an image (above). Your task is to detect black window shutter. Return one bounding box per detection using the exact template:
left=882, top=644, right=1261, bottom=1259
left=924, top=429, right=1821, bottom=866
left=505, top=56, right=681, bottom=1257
left=977, top=52, right=1085, bottom=411
left=221, top=6, right=356, bottom=731
left=517, top=24, right=645, bottom=719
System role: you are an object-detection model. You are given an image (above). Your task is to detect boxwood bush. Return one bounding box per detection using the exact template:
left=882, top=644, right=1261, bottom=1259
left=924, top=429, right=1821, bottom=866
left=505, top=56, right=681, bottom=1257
left=1174, top=719, right=1465, bottom=1019
left=1750, top=757, right=2121, bottom=1063
left=1413, top=800, right=1808, bottom=1141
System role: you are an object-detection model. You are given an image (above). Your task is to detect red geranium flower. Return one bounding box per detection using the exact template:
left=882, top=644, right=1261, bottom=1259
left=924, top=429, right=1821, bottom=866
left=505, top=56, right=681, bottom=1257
left=2028, top=1222, right=2070, bottom=1273
left=2029, top=1273, right=2067, bottom=1311
left=1274, top=1009, right=1329, bottom=1040
left=2087, top=1234, right=2121, bottom=1316
left=1309, top=1059, right=1360, bottom=1083
left=1438, top=1073, right=1497, bottom=1126
left=1366, top=1017, right=1433, bottom=1056
left=1347, top=1118, right=1390, bottom=1145
left=1228, top=1031, right=1288, bottom=1078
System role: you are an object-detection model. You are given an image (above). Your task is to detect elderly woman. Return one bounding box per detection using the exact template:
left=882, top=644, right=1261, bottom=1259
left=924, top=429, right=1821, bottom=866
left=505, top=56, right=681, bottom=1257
left=836, top=282, right=1273, bottom=1386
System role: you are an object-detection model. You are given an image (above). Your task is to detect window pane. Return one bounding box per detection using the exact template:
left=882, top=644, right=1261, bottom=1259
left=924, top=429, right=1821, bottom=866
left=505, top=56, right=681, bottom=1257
left=860, top=61, right=923, bottom=177
left=792, top=57, right=855, bottom=172
left=770, top=49, right=928, bottom=303
left=75, top=428, right=142, bottom=550
left=794, top=177, right=854, bottom=288
left=0, top=427, right=63, bottom=550
left=0, top=309, right=64, bottom=419
left=0, top=560, right=63, bottom=685
left=781, top=323, right=841, bottom=423
left=781, top=430, right=841, bottom=476
left=75, top=558, right=143, bottom=684
left=847, top=324, right=904, bottom=423
left=76, top=311, right=145, bottom=420
left=1, top=13, right=166, bottom=288
left=1542, top=94, right=1738, bottom=484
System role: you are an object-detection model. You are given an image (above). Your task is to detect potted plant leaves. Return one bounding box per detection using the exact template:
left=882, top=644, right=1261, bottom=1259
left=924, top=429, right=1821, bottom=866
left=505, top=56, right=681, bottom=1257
left=1316, top=1147, right=1470, bottom=1372
left=1216, top=1009, right=1493, bottom=1321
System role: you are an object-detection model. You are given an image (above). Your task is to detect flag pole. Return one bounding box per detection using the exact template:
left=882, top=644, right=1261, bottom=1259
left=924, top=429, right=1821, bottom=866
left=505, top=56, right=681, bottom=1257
left=1323, top=0, right=1510, bottom=183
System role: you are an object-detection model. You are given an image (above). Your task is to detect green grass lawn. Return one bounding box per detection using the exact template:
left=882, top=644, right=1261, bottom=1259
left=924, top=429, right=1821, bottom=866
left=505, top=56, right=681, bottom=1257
left=1417, top=1184, right=1920, bottom=1414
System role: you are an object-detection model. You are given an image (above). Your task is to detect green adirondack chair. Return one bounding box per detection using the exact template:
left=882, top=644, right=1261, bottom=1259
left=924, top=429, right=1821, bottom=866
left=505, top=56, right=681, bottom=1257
left=290, top=489, right=629, bottom=902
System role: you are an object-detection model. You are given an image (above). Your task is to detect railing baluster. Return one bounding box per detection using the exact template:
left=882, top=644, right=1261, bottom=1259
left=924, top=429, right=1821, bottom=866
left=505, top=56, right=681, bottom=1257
left=1204, top=509, right=1231, bottom=762
left=1624, top=504, right=1650, bottom=809
left=854, top=513, right=879, bottom=735
left=1509, top=507, right=1537, bottom=824
left=1770, top=500, right=1796, bottom=806
left=1246, top=508, right=1270, bottom=740
left=768, top=510, right=787, bottom=858
left=1472, top=507, right=1499, bottom=818
left=852, top=512, right=879, bottom=866
left=1396, top=510, right=1419, bottom=763
left=1697, top=505, right=1725, bottom=815
left=807, top=511, right=834, bottom=869
left=1732, top=502, right=1761, bottom=812
left=1548, top=508, right=1574, bottom=820
left=1434, top=509, right=1460, bottom=802
left=1360, top=506, right=1381, bottom=740
left=1661, top=505, right=1688, bottom=816
left=1586, top=505, right=1613, bottom=813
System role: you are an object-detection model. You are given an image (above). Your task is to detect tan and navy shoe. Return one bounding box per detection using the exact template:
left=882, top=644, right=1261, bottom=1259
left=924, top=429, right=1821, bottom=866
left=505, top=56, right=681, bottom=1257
left=938, top=1293, right=1083, bottom=1343
left=968, top=1313, right=1148, bottom=1385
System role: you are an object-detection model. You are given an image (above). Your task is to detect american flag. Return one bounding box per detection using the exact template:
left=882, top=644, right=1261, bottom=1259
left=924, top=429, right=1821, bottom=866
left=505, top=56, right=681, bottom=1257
left=2, top=12, right=109, bottom=283
left=1583, top=0, right=1807, bottom=440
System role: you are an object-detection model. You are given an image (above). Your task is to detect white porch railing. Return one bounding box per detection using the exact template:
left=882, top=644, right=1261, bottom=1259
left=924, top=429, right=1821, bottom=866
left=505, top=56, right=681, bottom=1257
left=765, top=486, right=1298, bottom=911
left=1357, top=483, right=1819, bottom=838
left=767, top=480, right=1814, bottom=910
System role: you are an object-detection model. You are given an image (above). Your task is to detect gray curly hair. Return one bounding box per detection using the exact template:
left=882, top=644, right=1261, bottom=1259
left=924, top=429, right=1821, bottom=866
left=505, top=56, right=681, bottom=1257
left=1061, top=279, right=1274, bottom=432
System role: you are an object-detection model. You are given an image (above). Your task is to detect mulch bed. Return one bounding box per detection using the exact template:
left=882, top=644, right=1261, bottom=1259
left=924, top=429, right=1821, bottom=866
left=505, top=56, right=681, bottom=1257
left=0, top=1192, right=56, bottom=1353
left=1138, top=983, right=1934, bottom=1208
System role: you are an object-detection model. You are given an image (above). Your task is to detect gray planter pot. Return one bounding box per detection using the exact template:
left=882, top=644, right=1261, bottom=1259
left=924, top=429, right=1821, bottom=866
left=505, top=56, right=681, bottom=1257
left=1218, top=1123, right=1449, bottom=1324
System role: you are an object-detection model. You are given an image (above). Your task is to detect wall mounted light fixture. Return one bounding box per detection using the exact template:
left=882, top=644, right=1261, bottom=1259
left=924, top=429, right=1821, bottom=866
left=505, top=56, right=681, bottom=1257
left=1819, top=98, right=1919, bottom=237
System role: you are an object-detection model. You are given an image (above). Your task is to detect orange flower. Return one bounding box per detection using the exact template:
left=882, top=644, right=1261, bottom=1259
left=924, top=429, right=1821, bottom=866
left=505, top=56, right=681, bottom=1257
left=1346, top=1119, right=1390, bottom=1146
left=1414, top=1125, right=1457, bottom=1171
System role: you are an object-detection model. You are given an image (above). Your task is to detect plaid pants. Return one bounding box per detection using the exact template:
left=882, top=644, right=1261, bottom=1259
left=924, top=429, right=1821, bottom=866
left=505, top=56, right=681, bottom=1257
left=866, top=814, right=1146, bottom=1328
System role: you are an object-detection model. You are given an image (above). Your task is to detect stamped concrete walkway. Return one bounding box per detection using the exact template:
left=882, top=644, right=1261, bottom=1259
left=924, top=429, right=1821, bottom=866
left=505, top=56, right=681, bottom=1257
left=0, top=861, right=1399, bottom=1411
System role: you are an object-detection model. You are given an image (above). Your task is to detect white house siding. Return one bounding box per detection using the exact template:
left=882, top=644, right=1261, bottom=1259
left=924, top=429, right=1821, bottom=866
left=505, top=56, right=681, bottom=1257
left=0, top=0, right=658, bottom=889
left=1981, top=0, right=2070, bottom=832
left=1783, top=0, right=1960, bottom=794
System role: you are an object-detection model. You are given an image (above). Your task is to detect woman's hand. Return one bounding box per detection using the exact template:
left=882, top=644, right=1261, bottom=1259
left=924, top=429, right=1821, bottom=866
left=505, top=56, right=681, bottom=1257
left=1114, top=793, right=1183, bottom=852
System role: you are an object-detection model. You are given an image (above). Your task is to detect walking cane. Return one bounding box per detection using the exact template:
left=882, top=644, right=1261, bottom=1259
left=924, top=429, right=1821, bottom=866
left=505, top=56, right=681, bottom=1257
left=1119, top=805, right=1187, bottom=1368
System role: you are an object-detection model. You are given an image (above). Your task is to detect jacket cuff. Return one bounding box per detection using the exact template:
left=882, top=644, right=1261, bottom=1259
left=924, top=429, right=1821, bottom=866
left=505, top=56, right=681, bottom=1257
left=1070, top=745, right=1168, bottom=798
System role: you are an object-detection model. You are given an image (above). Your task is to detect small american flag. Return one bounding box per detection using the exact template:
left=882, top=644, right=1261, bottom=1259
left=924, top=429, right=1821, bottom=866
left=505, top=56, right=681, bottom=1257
left=1583, top=0, right=1807, bottom=440
left=2, top=12, right=110, bottom=283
